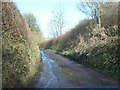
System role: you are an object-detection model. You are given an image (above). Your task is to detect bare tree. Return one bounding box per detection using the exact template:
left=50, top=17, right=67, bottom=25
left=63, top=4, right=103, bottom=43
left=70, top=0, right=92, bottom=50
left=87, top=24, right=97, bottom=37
left=49, top=6, right=65, bottom=38
left=77, top=0, right=118, bottom=28
left=77, top=0, right=106, bottom=28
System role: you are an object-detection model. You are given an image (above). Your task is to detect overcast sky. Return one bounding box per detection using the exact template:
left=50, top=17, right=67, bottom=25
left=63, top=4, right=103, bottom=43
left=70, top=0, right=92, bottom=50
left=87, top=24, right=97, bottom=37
left=15, top=0, right=87, bottom=38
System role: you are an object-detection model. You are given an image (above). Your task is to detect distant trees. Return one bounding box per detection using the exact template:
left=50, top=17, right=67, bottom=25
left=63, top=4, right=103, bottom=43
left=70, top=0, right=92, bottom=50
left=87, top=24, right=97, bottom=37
left=49, top=7, right=65, bottom=38
left=23, top=13, right=43, bottom=44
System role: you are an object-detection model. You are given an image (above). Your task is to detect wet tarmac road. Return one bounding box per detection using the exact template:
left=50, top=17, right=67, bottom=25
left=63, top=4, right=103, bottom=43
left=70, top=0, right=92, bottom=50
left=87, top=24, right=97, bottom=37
left=30, top=49, right=118, bottom=88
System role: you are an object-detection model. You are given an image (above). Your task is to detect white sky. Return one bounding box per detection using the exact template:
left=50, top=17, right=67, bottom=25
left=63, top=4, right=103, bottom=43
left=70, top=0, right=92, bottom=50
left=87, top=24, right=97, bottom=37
left=15, top=1, right=88, bottom=38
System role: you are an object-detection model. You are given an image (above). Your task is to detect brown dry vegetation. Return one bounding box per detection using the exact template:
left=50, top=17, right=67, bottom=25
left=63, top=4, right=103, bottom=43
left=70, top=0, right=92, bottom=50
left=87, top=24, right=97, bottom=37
left=2, top=2, right=40, bottom=88
left=40, top=2, right=119, bottom=79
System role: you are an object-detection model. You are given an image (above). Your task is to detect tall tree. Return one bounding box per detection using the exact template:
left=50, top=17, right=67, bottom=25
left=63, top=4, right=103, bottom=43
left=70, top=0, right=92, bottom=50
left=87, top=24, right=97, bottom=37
left=77, top=0, right=118, bottom=28
left=49, top=6, right=65, bottom=38
left=77, top=0, right=106, bottom=28
left=23, top=13, right=40, bottom=31
left=23, top=13, right=42, bottom=43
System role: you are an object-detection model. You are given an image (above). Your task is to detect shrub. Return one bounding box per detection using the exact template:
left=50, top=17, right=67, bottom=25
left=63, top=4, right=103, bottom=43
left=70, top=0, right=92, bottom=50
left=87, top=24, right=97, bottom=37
left=83, top=41, right=119, bottom=79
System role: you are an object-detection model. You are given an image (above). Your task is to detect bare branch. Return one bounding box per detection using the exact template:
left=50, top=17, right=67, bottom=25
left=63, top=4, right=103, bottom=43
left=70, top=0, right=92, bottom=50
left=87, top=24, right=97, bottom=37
left=49, top=6, right=65, bottom=38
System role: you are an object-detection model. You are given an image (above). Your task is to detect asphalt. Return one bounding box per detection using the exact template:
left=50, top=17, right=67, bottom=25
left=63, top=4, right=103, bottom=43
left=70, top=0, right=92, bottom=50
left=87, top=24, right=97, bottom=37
left=29, top=49, right=118, bottom=88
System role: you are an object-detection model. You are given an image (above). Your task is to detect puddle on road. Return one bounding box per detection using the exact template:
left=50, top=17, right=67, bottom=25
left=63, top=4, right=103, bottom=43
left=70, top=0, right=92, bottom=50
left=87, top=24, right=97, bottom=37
left=35, top=50, right=58, bottom=88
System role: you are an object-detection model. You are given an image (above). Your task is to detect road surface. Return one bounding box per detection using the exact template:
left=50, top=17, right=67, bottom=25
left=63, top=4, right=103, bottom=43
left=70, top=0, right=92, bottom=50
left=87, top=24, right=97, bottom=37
left=29, top=49, right=118, bottom=88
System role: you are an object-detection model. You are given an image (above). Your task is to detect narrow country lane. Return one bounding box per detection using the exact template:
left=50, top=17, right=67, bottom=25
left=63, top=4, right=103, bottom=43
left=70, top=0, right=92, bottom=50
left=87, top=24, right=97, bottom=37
left=29, top=49, right=118, bottom=88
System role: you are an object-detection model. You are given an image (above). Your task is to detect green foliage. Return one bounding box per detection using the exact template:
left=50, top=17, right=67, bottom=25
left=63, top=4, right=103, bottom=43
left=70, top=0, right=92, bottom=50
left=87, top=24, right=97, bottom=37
left=62, top=49, right=78, bottom=58
left=2, top=34, right=40, bottom=88
left=59, top=41, right=119, bottom=79
left=23, top=13, right=42, bottom=45
left=83, top=41, right=119, bottom=79
left=23, top=13, right=39, bottom=32
left=46, top=49, right=57, bottom=53
left=2, top=2, right=41, bottom=88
